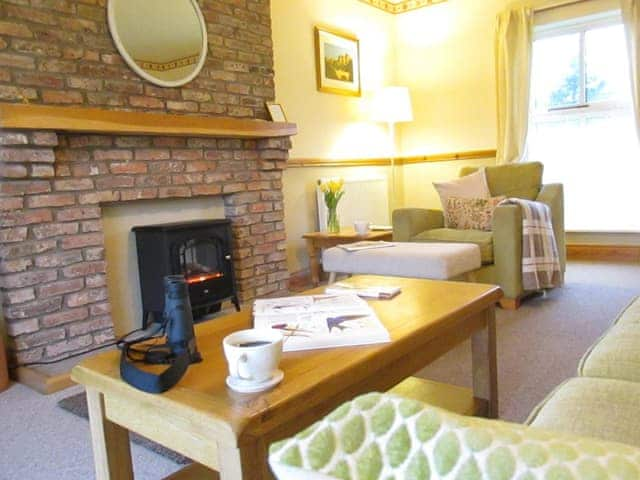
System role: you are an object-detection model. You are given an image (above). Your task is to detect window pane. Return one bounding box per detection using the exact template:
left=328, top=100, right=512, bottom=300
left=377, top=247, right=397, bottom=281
left=531, top=33, right=581, bottom=111
left=585, top=25, right=632, bottom=103
left=529, top=109, right=640, bottom=231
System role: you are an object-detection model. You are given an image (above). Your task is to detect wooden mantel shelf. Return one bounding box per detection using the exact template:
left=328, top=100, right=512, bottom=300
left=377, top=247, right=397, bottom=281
left=0, top=103, right=297, bottom=139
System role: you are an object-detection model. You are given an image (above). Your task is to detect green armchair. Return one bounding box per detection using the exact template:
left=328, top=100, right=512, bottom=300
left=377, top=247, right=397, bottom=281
left=392, top=162, right=566, bottom=309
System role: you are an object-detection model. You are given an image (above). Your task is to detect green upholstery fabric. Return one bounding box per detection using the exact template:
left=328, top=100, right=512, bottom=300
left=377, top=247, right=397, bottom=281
left=578, top=297, right=640, bottom=382
left=411, top=228, right=494, bottom=264
left=393, top=161, right=564, bottom=301
left=392, top=208, right=444, bottom=242
left=527, top=377, right=640, bottom=448
left=460, top=162, right=543, bottom=200
left=269, top=392, right=640, bottom=480
left=579, top=324, right=640, bottom=383
left=612, top=297, right=640, bottom=327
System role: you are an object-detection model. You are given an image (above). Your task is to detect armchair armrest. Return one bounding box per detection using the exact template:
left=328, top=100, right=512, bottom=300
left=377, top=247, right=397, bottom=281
left=392, top=208, right=444, bottom=242
left=492, top=204, right=523, bottom=299
left=269, top=393, right=640, bottom=480
left=537, top=183, right=566, bottom=273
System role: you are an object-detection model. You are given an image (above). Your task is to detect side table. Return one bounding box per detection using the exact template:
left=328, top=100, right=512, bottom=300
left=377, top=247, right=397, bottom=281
left=302, top=228, right=393, bottom=286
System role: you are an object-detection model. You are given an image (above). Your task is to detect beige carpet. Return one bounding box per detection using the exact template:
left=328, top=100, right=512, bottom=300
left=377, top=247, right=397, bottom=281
left=417, top=261, right=640, bottom=422
left=1, top=261, right=638, bottom=479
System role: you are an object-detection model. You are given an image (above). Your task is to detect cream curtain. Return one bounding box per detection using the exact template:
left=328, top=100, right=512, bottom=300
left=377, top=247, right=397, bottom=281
left=621, top=0, right=640, bottom=140
left=495, top=5, right=534, bottom=164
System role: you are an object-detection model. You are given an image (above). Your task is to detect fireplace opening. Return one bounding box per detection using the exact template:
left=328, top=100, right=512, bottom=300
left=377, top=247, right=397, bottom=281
left=133, top=219, right=240, bottom=327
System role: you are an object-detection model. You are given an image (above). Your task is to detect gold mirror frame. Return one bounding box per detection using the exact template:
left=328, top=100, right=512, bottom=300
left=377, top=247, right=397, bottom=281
left=107, top=0, right=208, bottom=88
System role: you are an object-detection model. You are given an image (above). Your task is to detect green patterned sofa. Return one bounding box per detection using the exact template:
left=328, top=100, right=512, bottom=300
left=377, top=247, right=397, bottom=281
left=268, top=297, right=640, bottom=479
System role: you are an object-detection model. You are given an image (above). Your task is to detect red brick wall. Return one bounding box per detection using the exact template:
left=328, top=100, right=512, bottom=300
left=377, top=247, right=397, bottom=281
left=0, top=131, right=289, bottom=364
left=0, top=0, right=274, bottom=119
left=0, top=0, right=292, bottom=365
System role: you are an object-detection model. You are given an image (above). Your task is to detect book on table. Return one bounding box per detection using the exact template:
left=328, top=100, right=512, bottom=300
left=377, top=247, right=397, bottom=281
left=252, top=294, right=390, bottom=352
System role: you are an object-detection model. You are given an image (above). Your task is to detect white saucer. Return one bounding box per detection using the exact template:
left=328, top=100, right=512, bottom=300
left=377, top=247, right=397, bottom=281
left=226, top=369, right=284, bottom=393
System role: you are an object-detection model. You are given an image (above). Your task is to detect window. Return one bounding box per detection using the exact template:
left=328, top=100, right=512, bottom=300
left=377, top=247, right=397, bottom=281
left=528, top=12, right=640, bottom=232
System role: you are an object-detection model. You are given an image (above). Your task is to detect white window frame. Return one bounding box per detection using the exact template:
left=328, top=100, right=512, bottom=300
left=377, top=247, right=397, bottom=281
left=533, top=11, right=625, bottom=114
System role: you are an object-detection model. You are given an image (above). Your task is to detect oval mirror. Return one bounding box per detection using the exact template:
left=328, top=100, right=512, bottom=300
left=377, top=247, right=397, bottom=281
left=108, top=0, right=208, bottom=88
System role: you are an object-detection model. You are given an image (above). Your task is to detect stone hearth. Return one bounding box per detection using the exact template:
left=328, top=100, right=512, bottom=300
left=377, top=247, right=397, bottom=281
left=0, top=129, right=291, bottom=365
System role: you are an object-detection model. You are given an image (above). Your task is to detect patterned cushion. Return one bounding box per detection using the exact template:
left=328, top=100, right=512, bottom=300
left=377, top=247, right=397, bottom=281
left=445, top=196, right=505, bottom=231
left=269, top=392, right=640, bottom=480
left=433, top=169, right=491, bottom=226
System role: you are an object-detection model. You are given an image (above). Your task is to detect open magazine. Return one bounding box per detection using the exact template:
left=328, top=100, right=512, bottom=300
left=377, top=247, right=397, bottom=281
left=253, top=294, right=390, bottom=352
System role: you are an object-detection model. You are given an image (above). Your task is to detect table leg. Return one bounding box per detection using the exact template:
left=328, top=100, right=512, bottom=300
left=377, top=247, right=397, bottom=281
left=217, top=440, right=273, bottom=480
left=86, top=388, right=134, bottom=480
left=305, top=239, right=320, bottom=286
left=471, top=306, right=499, bottom=419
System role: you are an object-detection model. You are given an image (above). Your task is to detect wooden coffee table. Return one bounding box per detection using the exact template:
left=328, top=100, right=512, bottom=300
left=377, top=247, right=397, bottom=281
left=72, top=277, right=501, bottom=480
left=302, top=228, right=393, bottom=285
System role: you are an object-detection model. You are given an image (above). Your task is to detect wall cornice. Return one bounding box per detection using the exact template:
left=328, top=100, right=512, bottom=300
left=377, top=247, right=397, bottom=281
left=358, top=0, right=448, bottom=14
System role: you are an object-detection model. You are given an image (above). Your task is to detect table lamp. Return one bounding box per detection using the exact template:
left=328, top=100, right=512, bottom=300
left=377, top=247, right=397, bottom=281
left=371, top=86, right=413, bottom=213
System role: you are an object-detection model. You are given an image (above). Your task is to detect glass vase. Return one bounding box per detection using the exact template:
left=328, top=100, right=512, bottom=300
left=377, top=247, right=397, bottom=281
left=327, top=207, right=340, bottom=233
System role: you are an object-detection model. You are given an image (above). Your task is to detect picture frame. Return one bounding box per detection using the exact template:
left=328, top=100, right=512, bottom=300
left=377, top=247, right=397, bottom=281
left=265, top=102, right=288, bottom=122
left=314, top=26, right=361, bottom=97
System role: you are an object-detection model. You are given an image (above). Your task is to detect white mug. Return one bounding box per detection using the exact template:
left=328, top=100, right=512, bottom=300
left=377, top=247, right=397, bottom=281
left=223, top=329, right=283, bottom=383
left=354, top=220, right=370, bottom=236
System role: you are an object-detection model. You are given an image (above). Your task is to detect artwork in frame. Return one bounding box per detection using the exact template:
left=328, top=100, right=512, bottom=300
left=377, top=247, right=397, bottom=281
left=266, top=102, right=287, bottom=122
left=314, top=26, right=361, bottom=97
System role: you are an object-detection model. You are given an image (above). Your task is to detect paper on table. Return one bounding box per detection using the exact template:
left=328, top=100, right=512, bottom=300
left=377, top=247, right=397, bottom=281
left=325, top=282, right=401, bottom=299
left=252, top=294, right=390, bottom=352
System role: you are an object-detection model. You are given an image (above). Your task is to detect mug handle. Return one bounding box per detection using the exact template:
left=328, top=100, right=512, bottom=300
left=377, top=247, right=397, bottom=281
left=236, top=354, right=253, bottom=381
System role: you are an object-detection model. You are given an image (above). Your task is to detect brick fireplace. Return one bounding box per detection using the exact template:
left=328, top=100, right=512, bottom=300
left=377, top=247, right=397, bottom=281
left=0, top=129, right=291, bottom=365
left=0, top=0, right=296, bottom=368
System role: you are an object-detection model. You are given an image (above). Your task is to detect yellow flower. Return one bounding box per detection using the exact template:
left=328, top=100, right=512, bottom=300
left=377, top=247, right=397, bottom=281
left=319, top=178, right=344, bottom=194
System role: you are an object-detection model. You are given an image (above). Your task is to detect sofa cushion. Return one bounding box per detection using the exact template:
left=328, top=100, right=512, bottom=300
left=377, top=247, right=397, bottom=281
left=460, top=162, right=543, bottom=200
left=612, top=296, right=640, bottom=327
left=527, top=377, right=640, bottom=448
left=579, top=324, right=640, bottom=383
left=446, top=196, right=506, bottom=231
left=270, top=392, right=640, bottom=480
left=411, top=228, right=494, bottom=264
left=433, top=169, right=490, bottom=225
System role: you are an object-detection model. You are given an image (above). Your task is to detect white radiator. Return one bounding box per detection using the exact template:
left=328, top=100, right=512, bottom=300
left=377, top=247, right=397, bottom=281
left=316, top=175, right=390, bottom=232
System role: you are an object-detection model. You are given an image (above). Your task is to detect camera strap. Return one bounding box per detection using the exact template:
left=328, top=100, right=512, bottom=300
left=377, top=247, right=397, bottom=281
left=119, top=339, right=190, bottom=394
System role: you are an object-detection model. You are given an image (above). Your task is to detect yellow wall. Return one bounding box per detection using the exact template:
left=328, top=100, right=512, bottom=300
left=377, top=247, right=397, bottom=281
left=395, top=0, right=507, bottom=155
left=274, top=0, right=637, bottom=274
left=271, top=0, right=397, bottom=159
left=271, top=0, right=399, bottom=273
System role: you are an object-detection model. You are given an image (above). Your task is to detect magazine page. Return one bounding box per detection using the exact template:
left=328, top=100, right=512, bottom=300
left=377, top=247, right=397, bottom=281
left=253, top=311, right=390, bottom=352
left=252, top=294, right=390, bottom=351
left=253, top=294, right=369, bottom=316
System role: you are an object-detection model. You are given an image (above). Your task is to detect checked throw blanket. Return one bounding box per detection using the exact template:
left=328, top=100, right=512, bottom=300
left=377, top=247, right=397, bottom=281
left=500, top=198, right=562, bottom=290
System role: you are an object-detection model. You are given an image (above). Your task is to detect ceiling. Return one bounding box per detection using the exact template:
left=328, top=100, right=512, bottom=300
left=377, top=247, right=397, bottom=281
left=358, top=0, right=447, bottom=14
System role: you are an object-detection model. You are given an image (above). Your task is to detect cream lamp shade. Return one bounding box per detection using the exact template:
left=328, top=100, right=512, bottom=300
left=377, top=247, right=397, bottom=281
left=371, top=86, right=414, bottom=123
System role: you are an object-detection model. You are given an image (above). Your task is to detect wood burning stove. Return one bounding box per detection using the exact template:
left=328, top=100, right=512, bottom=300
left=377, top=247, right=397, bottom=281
left=133, top=219, right=240, bottom=327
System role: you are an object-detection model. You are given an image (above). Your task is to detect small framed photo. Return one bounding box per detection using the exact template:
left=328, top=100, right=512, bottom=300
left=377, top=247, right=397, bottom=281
left=315, top=26, right=361, bottom=97
left=266, top=102, right=287, bottom=122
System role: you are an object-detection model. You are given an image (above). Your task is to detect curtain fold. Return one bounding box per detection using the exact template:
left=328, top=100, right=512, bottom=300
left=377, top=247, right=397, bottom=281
left=495, top=5, right=534, bottom=164
left=621, top=0, right=640, bottom=140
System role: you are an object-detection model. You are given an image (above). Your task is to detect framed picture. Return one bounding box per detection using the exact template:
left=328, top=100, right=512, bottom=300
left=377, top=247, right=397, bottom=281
left=314, top=26, right=361, bottom=97
left=266, top=102, right=287, bottom=122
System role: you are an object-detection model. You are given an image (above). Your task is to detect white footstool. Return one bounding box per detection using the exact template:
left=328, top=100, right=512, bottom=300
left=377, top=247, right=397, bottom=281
left=322, top=242, right=482, bottom=282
